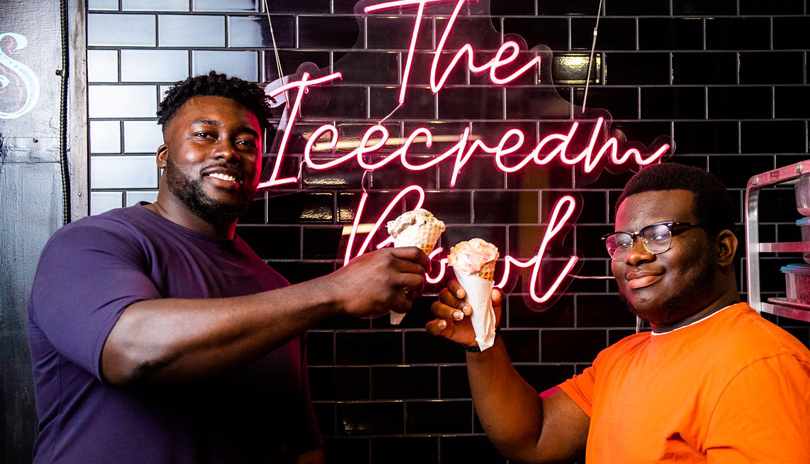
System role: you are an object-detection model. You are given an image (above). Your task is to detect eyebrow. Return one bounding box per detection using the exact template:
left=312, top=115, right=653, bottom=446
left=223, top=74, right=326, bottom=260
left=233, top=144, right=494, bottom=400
left=191, top=119, right=260, bottom=138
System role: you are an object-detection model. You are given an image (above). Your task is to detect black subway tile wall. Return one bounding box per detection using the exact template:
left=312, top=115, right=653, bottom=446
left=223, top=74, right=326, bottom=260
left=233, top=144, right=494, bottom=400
left=87, top=0, right=810, bottom=462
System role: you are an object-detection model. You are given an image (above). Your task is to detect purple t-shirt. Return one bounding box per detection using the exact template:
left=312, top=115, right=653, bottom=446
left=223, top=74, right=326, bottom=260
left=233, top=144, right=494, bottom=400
left=28, top=204, right=322, bottom=463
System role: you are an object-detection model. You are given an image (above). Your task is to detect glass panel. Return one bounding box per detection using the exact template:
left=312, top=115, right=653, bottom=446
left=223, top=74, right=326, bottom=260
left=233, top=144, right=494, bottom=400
left=673, top=0, right=735, bottom=15
left=91, top=155, right=158, bottom=189
left=89, top=85, right=157, bottom=118
left=263, top=0, right=329, bottom=13
left=537, top=0, right=602, bottom=15
left=192, top=50, right=258, bottom=81
left=88, top=14, right=156, bottom=47
left=194, top=0, right=258, bottom=11
left=90, top=120, right=122, bottom=153
left=122, top=0, right=189, bottom=11
left=706, top=18, right=770, bottom=51
left=88, top=0, right=119, bottom=11
left=158, top=15, right=225, bottom=47
left=90, top=191, right=124, bottom=215
left=87, top=50, right=119, bottom=83
left=299, top=16, right=360, bottom=48
left=639, top=18, right=703, bottom=51
left=121, top=50, right=188, bottom=82
left=125, top=191, right=159, bottom=206
left=228, top=16, right=294, bottom=48
left=552, top=54, right=602, bottom=85
left=124, top=120, right=163, bottom=153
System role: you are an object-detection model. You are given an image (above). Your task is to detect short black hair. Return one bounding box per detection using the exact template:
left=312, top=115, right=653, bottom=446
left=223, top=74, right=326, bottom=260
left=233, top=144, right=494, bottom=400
left=616, top=163, right=736, bottom=234
left=157, top=71, right=273, bottom=134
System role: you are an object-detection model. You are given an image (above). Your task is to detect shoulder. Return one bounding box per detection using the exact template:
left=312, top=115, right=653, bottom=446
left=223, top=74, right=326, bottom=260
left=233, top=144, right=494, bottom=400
left=50, top=205, right=151, bottom=238
left=40, top=206, right=157, bottom=261
left=712, top=304, right=810, bottom=363
left=597, top=331, right=650, bottom=362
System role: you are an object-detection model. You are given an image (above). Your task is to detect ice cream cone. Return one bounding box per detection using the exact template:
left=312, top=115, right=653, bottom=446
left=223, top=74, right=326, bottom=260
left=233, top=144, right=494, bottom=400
left=471, top=260, right=496, bottom=282
left=387, top=209, right=446, bottom=325
left=448, top=238, right=499, bottom=351
left=454, top=269, right=497, bottom=351
left=392, top=220, right=444, bottom=255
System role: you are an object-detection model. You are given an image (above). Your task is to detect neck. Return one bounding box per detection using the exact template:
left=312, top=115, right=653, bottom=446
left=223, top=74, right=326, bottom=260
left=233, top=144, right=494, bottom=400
left=146, top=190, right=237, bottom=240
left=649, top=287, right=741, bottom=334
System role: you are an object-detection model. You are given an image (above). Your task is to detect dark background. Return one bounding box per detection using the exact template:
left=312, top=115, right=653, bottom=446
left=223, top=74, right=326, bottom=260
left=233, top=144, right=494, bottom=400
left=2, top=1, right=809, bottom=463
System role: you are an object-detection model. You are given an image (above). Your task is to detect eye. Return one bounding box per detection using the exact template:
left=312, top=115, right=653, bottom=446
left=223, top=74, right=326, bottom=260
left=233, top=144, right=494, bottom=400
left=193, top=132, right=213, bottom=139
left=614, top=234, right=633, bottom=247
left=645, top=226, right=670, bottom=242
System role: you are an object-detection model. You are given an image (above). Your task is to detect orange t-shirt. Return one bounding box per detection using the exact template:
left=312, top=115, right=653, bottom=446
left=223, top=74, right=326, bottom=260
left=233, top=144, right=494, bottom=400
left=559, top=303, right=810, bottom=463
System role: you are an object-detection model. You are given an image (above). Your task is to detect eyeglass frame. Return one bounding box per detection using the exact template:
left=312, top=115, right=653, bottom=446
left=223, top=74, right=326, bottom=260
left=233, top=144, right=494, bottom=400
left=600, top=221, right=706, bottom=261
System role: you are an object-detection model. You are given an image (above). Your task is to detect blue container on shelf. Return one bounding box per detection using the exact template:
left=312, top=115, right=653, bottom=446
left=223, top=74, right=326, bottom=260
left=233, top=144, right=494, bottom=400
left=780, top=264, right=810, bottom=304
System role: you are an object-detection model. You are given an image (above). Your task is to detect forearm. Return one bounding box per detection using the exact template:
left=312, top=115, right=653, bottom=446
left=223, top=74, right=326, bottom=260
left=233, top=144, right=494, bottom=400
left=466, top=338, right=546, bottom=463
left=102, top=274, right=343, bottom=386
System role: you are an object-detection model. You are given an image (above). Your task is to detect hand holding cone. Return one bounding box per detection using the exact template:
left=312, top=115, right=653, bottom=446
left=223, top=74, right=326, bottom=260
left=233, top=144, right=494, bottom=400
left=448, top=238, right=499, bottom=351
left=386, top=209, right=445, bottom=324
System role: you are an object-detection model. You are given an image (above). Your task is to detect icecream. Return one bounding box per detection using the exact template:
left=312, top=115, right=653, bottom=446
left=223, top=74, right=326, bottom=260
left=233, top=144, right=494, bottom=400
left=386, top=209, right=446, bottom=324
left=448, top=238, right=499, bottom=351
left=387, top=209, right=446, bottom=254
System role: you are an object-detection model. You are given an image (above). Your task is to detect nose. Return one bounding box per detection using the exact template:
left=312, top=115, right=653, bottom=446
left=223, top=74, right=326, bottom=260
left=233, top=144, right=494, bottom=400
left=213, top=138, right=240, bottom=162
left=623, top=236, right=654, bottom=267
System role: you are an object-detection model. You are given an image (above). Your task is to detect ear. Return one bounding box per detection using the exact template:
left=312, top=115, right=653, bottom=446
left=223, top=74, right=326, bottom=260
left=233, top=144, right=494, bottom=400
left=714, top=229, right=738, bottom=268
left=156, top=144, right=168, bottom=169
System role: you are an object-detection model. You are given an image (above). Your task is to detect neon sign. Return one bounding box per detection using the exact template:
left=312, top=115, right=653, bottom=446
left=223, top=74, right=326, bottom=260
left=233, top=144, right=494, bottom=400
left=342, top=185, right=580, bottom=304
left=260, top=0, right=674, bottom=311
left=365, top=0, right=543, bottom=103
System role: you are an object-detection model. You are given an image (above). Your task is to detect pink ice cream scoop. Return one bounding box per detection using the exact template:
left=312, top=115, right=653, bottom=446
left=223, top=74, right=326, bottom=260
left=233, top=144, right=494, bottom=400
left=448, top=238, right=499, bottom=278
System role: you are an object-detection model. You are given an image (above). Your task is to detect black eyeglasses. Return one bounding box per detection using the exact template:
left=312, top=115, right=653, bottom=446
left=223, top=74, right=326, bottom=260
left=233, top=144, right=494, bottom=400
left=601, top=222, right=705, bottom=261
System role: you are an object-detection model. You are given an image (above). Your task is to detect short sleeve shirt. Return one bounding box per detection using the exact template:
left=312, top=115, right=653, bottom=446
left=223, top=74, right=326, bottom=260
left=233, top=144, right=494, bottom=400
left=559, top=303, right=810, bottom=463
left=28, top=204, right=322, bottom=463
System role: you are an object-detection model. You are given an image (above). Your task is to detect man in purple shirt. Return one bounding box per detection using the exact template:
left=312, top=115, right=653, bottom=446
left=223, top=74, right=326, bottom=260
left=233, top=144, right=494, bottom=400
left=27, top=72, right=429, bottom=464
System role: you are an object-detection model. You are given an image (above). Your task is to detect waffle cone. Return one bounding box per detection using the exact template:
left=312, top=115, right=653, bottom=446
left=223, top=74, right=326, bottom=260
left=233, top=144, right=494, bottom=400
left=471, top=261, right=496, bottom=282
left=388, top=221, right=444, bottom=326
left=393, top=221, right=444, bottom=254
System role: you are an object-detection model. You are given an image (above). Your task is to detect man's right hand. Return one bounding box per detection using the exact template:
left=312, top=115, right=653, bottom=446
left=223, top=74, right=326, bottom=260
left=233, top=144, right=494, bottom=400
left=426, top=279, right=502, bottom=348
left=326, top=246, right=430, bottom=318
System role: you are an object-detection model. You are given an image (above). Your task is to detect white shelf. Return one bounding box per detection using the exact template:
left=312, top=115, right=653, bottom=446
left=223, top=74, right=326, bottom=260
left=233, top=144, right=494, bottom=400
left=745, top=159, right=810, bottom=322
left=759, top=241, right=810, bottom=253
left=762, top=299, right=810, bottom=323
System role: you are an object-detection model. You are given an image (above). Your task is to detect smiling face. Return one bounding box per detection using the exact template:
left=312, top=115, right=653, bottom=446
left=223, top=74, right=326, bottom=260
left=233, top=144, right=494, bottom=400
left=157, top=95, right=262, bottom=228
left=611, top=189, right=721, bottom=326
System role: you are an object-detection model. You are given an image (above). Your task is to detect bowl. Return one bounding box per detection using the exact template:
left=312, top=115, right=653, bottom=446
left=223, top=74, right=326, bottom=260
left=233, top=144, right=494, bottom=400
left=797, top=174, right=810, bottom=216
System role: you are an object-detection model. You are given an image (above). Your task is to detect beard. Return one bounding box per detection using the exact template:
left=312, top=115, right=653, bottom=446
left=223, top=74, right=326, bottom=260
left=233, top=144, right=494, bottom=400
left=164, top=158, right=254, bottom=227
left=620, top=243, right=718, bottom=325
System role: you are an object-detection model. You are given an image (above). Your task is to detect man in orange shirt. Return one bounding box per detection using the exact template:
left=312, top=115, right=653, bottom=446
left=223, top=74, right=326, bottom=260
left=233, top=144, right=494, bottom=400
left=429, top=163, right=810, bottom=463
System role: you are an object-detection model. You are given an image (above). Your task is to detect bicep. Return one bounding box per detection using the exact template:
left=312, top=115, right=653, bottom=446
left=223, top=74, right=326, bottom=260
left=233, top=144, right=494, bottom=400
left=536, top=386, right=590, bottom=462
left=31, top=225, right=159, bottom=378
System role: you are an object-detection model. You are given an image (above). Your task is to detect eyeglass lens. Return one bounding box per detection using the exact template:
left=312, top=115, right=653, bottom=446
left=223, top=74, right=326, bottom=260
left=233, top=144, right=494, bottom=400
left=605, top=223, right=673, bottom=260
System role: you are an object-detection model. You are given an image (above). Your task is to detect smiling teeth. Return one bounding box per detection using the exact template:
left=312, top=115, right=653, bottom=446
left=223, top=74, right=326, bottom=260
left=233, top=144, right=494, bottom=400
left=208, top=173, right=236, bottom=182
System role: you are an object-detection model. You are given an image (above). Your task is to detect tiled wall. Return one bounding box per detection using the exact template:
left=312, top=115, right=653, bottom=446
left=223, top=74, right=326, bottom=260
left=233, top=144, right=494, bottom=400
left=86, top=0, right=810, bottom=462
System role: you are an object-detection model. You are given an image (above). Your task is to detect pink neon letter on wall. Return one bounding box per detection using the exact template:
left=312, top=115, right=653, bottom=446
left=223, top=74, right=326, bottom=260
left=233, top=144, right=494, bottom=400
left=259, top=71, right=343, bottom=189
left=344, top=186, right=581, bottom=303
left=365, top=0, right=541, bottom=103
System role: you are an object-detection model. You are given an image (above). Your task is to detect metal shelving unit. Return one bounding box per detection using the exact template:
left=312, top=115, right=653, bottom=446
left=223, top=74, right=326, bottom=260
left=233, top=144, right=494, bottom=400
left=745, top=159, right=810, bottom=322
